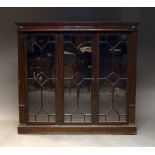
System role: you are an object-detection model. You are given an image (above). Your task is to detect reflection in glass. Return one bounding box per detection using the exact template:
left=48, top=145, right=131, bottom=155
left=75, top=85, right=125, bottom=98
left=63, top=34, right=92, bottom=123
left=27, top=34, right=56, bottom=122
left=99, top=34, right=128, bottom=122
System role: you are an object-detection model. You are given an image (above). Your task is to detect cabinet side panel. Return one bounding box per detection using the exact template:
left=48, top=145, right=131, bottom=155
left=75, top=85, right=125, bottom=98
left=127, top=31, right=137, bottom=124
left=18, top=32, right=27, bottom=124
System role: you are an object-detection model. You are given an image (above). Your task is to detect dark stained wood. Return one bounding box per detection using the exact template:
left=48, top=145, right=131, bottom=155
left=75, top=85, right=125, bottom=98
left=127, top=31, right=137, bottom=124
left=18, top=32, right=27, bottom=124
left=18, top=125, right=137, bottom=135
left=91, top=34, right=99, bottom=124
left=58, top=34, right=64, bottom=124
left=17, top=22, right=138, bottom=134
left=15, top=22, right=139, bottom=26
left=16, top=22, right=139, bottom=32
left=55, top=34, right=60, bottom=123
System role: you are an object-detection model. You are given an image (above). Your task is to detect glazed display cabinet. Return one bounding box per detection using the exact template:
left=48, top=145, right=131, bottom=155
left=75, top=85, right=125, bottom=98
left=16, top=22, right=138, bottom=134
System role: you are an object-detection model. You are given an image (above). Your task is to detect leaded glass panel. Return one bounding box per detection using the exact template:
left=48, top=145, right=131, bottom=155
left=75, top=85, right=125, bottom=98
left=99, top=34, right=128, bottom=123
left=27, top=33, right=56, bottom=123
left=63, top=34, right=92, bottom=123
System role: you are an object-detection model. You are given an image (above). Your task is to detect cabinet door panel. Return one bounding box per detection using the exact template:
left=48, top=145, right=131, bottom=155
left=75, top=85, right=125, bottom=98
left=99, top=34, right=128, bottom=123
left=63, top=33, right=93, bottom=123
left=27, top=33, right=57, bottom=123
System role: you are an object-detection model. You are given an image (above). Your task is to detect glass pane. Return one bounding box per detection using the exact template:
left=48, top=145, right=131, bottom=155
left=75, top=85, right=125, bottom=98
left=63, top=34, right=92, bottom=123
left=27, top=33, right=56, bottom=122
left=99, top=34, right=128, bottom=123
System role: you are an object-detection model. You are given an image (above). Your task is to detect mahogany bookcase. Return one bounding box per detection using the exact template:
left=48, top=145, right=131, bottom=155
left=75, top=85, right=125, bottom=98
left=16, top=22, right=138, bottom=134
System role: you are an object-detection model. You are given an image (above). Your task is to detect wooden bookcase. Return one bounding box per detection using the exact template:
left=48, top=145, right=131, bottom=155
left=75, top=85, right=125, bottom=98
left=16, top=22, right=138, bottom=134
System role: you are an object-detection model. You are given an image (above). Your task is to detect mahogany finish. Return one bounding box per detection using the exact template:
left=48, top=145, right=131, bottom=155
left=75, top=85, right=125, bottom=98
left=16, top=22, right=138, bottom=134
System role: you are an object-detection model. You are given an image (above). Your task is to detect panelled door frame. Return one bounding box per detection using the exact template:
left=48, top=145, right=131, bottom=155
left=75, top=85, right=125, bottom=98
left=20, top=32, right=59, bottom=125
left=58, top=32, right=98, bottom=125
left=97, top=31, right=131, bottom=125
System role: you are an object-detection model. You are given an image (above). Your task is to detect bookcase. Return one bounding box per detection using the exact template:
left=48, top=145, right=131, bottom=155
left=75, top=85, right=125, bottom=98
left=16, top=22, right=138, bottom=134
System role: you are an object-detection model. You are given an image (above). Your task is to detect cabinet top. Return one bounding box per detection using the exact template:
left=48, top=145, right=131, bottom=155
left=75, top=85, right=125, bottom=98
left=16, top=22, right=139, bottom=32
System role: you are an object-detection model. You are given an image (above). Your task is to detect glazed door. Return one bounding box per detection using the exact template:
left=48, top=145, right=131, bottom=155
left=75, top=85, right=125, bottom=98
left=98, top=33, right=129, bottom=124
left=26, top=33, right=58, bottom=124
left=60, top=33, right=96, bottom=124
